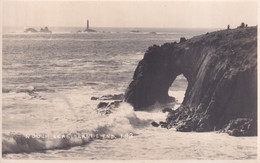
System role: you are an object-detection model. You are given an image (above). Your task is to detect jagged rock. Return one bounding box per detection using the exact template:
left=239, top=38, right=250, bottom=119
left=151, top=121, right=159, bottom=127
left=96, top=100, right=123, bottom=115
left=159, top=121, right=168, bottom=128
left=223, top=118, right=256, bottom=136
left=125, top=26, right=257, bottom=136
left=97, top=102, right=109, bottom=108
left=107, top=100, right=122, bottom=108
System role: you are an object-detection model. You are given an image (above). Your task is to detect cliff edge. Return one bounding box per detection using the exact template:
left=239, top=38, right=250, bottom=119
left=125, top=27, right=257, bottom=136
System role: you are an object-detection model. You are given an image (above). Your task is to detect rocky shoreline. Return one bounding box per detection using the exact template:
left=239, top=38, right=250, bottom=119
left=125, top=26, right=257, bottom=136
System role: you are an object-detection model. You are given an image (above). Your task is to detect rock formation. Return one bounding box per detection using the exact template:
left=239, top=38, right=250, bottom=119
left=91, top=94, right=124, bottom=115
left=40, top=27, right=52, bottom=33
left=24, top=28, right=38, bottom=33
left=125, top=26, right=257, bottom=136
left=24, top=27, right=52, bottom=33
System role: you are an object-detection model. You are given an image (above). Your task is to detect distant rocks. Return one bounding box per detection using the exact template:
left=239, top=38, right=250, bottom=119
left=24, top=28, right=38, bottom=33
left=84, top=28, right=97, bottom=32
left=40, top=27, right=52, bottom=33
left=24, top=27, right=52, bottom=33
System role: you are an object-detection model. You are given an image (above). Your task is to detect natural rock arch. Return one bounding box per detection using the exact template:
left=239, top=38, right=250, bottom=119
left=125, top=27, right=257, bottom=136
left=168, top=74, right=188, bottom=105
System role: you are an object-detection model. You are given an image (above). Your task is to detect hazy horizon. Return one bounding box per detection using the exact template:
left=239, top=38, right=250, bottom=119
left=3, top=25, right=222, bottom=29
left=3, top=1, right=258, bottom=29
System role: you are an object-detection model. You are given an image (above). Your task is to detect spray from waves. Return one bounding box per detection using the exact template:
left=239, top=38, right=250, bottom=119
left=2, top=86, right=55, bottom=94
left=2, top=103, right=155, bottom=154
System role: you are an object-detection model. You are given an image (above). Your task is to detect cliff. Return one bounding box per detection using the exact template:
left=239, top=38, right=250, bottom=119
left=125, top=26, right=257, bottom=136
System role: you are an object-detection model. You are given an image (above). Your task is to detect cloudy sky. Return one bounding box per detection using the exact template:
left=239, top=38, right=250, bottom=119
left=3, top=1, right=258, bottom=28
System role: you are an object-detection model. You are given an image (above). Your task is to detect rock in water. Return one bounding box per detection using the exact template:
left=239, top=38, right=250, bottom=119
left=151, top=121, right=159, bottom=127
left=97, top=102, right=109, bottom=108
left=24, top=28, right=38, bottom=33
left=162, top=108, right=173, bottom=113
left=96, top=100, right=123, bottom=115
left=125, top=26, right=257, bottom=136
left=40, top=27, right=52, bottom=33
left=91, top=94, right=124, bottom=101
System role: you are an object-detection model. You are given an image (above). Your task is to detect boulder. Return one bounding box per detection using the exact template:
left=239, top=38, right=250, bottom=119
left=151, top=121, right=159, bottom=127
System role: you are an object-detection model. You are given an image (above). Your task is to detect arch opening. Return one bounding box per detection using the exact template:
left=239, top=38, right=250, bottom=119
left=168, top=74, right=188, bottom=110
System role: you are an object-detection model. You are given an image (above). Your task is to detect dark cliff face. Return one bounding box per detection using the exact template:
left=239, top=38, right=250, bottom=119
left=125, top=27, right=257, bottom=136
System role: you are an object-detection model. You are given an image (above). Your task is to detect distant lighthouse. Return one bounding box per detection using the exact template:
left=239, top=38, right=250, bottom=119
left=84, top=19, right=97, bottom=32
left=87, top=20, right=89, bottom=30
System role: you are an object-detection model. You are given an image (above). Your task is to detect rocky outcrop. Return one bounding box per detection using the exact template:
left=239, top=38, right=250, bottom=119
left=91, top=94, right=124, bottom=115
left=125, top=26, right=257, bottom=136
left=40, top=27, right=52, bottom=33
left=24, top=28, right=38, bottom=33
left=24, top=27, right=52, bottom=33
left=84, top=28, right=97, bottom=32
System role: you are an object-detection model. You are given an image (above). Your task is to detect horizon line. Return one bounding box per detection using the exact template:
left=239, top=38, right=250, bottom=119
left=3, top=25, right=226, bottom=29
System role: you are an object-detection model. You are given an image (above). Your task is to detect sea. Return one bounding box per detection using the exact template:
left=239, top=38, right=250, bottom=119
left=2, top=27, right=257, bottom=160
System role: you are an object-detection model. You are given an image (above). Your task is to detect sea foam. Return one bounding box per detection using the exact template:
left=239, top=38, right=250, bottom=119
left=2, top=102, right=154, bottom=154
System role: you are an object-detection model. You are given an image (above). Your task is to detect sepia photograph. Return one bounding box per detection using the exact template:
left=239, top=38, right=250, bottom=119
left=1, top=0, right=258, bottom=161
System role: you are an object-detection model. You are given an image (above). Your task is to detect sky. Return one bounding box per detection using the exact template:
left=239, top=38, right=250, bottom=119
left=3, top=1, right=258, bottom=28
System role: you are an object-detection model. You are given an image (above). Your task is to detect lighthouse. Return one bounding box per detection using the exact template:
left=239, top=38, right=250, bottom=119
left=87, top=20, right=89, bottom=30
left=84, top=19, right=97, bottom=32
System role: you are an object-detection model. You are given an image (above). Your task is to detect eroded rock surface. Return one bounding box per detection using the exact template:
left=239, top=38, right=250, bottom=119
left=125, top=27, right=257, bottom=136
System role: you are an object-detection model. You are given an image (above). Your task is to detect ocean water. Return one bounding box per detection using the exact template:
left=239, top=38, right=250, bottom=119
left=2, top=27, right=257, bottom=160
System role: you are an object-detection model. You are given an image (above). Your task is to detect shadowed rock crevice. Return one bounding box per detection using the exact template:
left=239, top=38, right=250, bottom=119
left=125, top=27, right=257, bottom=136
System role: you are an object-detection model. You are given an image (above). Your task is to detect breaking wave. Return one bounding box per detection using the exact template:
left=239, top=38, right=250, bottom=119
left=2, top=103, right=154, bottom=154
left=2, top=86, right=55, bottom=94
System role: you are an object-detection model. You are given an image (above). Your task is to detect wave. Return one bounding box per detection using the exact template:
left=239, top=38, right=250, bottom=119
left=2, top=103, right=153, bottom=154
left=2, top=86, right=55, bottom=94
